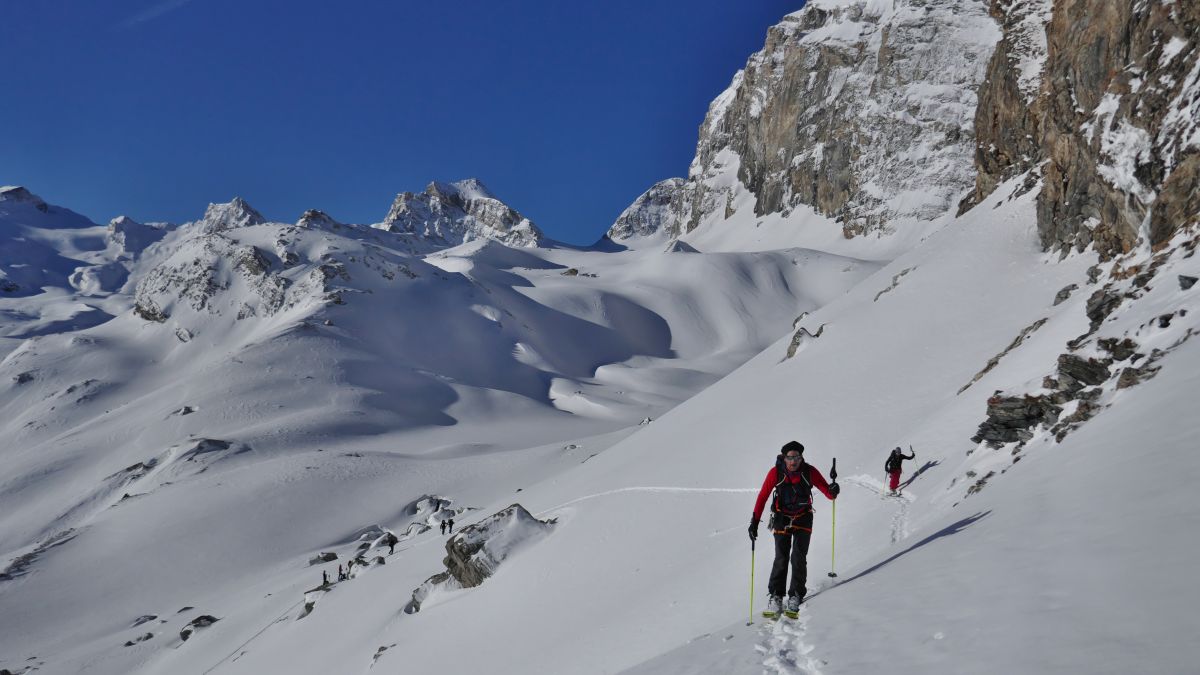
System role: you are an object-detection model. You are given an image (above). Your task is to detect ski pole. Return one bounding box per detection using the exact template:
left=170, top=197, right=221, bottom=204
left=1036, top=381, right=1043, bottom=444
left=748, top=539, right=756, bottom=626
left=828, top=457, right=838, bottom=578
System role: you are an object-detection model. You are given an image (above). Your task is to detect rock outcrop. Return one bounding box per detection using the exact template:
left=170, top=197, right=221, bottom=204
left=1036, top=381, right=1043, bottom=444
left=405, top=504, right=554, bottom=613
left=966, top=0, right=1200, bottom=259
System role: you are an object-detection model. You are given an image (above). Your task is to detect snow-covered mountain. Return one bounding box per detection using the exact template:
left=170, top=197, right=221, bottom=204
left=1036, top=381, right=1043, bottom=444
left=378, top=178, right=543, bottom=249
left=2, top=1, right=1198, bottom=674
left=606, top=0, right=1000, bottom=248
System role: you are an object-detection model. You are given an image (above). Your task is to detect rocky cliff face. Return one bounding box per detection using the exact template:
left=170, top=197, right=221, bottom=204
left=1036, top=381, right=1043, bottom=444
left=967, top=0, right=1200, bottom=259
left=609, top=0, right=1001, bottom=243
left=379, top=179, right=543, bottom=248
left=607, top=178, right=688, bottom=241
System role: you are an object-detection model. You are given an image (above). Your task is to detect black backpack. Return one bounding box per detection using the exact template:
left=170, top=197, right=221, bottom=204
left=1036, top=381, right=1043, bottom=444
left=772, top=454, right=813, bottom=515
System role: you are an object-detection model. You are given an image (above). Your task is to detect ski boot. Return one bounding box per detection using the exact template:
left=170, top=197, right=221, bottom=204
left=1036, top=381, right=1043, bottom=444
left=762, top=594, right=782, bottom=619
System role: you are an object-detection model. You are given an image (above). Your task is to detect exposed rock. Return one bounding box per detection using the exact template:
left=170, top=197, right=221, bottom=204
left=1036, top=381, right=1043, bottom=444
left=1053, top=284, right=1077, bottom=305
left=966, top=0, right=1200, bottom=259
left=960, top=0, right=1051, bottom=213
left=308, top=552, right=338, bottom=565
left=296, top=209, right=342, bottom=230
left=196, top=198, right=265, bottom=233
left=0, top=185, right=48, bottom=210
left=131, top=615, right=158, bottom=627
left=972, top=393, right=1063, bottom=446
left=606, top=178, right=688, bottom=241
left=1116, top=364, right=1161, bottom=389
left=379, top=179, right=542, bottom=248
left=406, top=504, right=554, bottom=613
left=1181, top=275, right=1198, bottom=290
left=13, top=371, right=34, bottom=385
left=786, top=323, right=826, bottom=359
left=614, top=0, right=999, bottom=240
left=1097, top=337, right=1138, bottom=362
left=179, top=615, right=219, bottom=641
left=874, top=267, right=916, bottom=302
left=1085, top=288, right=1124, bottom=332
left=1056, top=354, right=1111, bottom=392
left=133, top=233, right=292, bottom=320
left=124, top=632, right=154, bottom=646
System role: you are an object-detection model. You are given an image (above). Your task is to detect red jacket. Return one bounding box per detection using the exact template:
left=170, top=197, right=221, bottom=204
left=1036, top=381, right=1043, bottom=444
left=752, top=463, right=836, bottom=522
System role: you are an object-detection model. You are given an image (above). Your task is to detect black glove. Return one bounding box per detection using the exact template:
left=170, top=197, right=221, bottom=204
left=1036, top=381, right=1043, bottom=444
left=748, top=518, right=760, bottom=541
left=829, top=482, right=841, bottom=498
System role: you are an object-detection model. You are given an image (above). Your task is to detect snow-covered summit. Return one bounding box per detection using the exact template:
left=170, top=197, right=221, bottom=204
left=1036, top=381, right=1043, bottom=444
left=0, top=185, right=49, bottom=210
left=378, top=179, right=543, bottom=248
left=194, top=197, right=267, bottom=233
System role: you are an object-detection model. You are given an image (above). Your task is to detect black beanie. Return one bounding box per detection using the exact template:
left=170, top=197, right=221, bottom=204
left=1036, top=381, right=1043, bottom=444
left=781, top=440, right=804, bottom=455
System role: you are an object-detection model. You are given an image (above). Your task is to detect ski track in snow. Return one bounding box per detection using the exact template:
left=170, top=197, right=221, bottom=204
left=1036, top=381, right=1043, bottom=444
left=843, top=474, right=913, bottom=543
left=537, top=486, right=756, bottom=515
left=757, top=607, right=823, bottom=675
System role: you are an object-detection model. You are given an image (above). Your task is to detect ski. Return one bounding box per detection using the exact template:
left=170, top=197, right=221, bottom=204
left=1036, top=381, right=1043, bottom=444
left=784, top=610, right=799, bottom=619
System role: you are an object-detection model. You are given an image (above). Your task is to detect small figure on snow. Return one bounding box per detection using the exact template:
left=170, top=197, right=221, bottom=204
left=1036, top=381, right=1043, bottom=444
left=337, top=564, right=346, bottom=582
left=749, top=441, right=839, bottom=618
left=447, top=518, right=455, bottom=534
left=385, top=531, right=399, bottom=555
left=322, top=570, right=329, bottom=586
left=440, top=520, right=447, bottom=535
left=885, top=446, right=916, bottom=493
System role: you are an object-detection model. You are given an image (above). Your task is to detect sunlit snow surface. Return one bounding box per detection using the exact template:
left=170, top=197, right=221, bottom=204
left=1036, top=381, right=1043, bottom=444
left=2, top=161, right=1197, bottom=674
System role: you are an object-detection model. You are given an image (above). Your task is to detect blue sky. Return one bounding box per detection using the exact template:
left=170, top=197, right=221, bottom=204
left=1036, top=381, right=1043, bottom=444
left=2, top=1, right=800, bottom=244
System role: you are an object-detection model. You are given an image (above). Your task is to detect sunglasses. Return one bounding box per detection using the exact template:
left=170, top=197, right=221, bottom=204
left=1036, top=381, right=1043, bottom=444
left=783, top=455, right=803, bottom=462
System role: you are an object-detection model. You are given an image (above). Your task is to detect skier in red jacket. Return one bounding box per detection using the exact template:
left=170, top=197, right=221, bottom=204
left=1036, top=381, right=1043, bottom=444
left=749, top=441, right=839, bottom=617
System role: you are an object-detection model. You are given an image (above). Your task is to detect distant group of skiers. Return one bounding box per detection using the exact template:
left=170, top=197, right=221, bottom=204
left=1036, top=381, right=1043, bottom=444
left=749, top=441, right=916, bottom=618
left=319, top=520, right=459, bottom=587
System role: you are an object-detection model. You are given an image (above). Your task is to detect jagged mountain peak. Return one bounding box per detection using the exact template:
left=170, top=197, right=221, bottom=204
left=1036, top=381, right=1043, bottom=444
left=380, top=178, right=542, bottom=248
left=196, top=197, right=267, bottom=232
left=296, top=209, right=343, bottom=230
left=0, top=185, right=48, bottom=210
left=428, top=178, right=496, bottom=202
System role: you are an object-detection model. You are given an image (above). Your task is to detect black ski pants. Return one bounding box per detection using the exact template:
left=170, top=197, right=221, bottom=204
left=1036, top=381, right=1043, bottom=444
left=768, top=511, right=813, bottom=599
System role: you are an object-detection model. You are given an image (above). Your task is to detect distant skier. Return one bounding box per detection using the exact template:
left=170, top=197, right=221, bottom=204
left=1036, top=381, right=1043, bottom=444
left=385, top=531, right=399, bottom=555
left=885, top=446, right=916, bottom=493
left=440, top=521, right=447, bottom=535
left=322, top=570, right=329, bottom=586
left=749, top=441, right=839, bottom=618
left=448, top=518, right=455, bottom=534
left=337, top=564, right=346, bottom=582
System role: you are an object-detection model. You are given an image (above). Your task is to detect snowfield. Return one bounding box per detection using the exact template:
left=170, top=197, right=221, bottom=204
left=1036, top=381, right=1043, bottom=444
left=3, top=0, right=1200, bottom=671
left=2, top=167, right=1196, bottom=674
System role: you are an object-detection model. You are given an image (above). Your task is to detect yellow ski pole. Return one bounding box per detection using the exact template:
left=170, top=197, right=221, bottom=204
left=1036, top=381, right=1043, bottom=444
left=748, top=539, right=756, bottom=625
left=828, top=457, right=839, bottom=578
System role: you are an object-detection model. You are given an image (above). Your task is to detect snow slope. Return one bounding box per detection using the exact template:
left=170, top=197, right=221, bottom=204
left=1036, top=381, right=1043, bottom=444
left=3, top=163, right=1195, bottom=674
left=0, top=187, right=883, bottom=674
